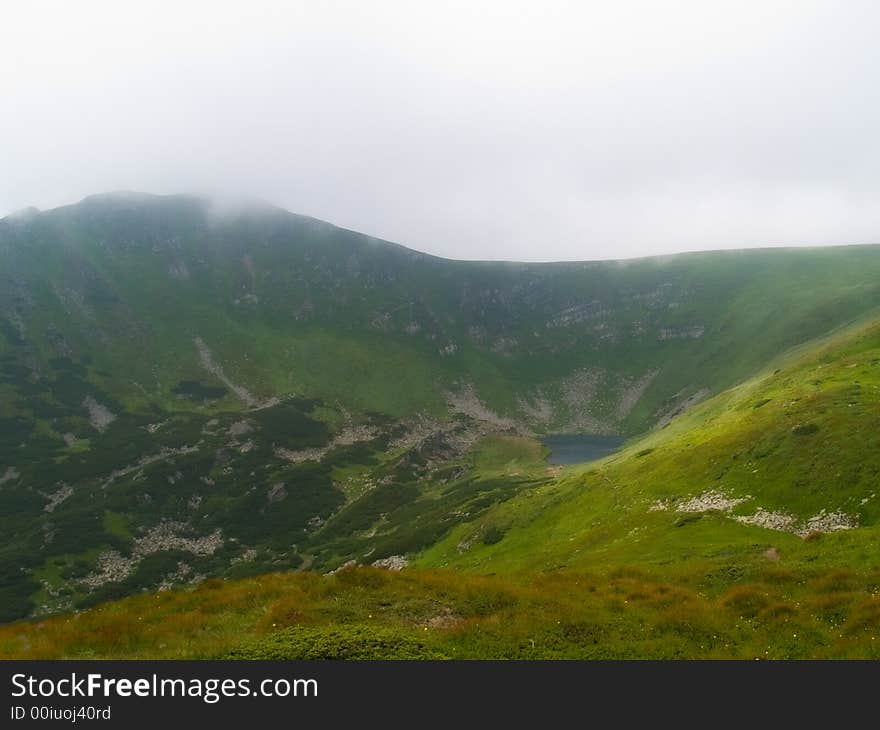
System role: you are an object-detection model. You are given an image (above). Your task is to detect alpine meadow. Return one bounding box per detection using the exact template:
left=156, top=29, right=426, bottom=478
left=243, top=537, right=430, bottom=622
left=1, top=192, right=880, bottom=659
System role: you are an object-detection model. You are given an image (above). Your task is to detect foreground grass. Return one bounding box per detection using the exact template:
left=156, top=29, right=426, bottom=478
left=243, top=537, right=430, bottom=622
left=3, top=564, right=880, bottom=659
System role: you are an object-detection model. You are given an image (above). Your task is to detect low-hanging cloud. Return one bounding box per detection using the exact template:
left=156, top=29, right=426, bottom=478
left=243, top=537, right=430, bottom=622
left=2, top=0, right=879, bottom=261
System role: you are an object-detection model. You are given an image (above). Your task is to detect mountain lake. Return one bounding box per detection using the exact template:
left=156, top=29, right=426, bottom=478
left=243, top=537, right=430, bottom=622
left=541, top=434, right=624, bottom=465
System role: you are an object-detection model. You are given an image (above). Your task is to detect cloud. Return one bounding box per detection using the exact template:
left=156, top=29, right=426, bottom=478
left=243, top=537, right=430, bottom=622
left=2, top=0, right=879, bottom=260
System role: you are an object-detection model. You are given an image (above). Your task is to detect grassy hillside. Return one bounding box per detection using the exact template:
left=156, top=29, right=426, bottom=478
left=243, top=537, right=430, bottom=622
left=419, top=314, right=880, bottom=575
left=3, top=561, right=880, bottom=660
left=4, top=193, right=880, bottom=432
left=4, top=314, right=880, bottom=659
left=3, top=191, right=880, bottom=624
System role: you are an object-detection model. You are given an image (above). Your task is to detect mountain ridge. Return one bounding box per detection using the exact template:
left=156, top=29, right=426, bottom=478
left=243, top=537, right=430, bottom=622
left=4, top=191, right=880, bottom=434
left=6, top=191, right=880, bottom=264
left=3, top=191, right=880, bottom=623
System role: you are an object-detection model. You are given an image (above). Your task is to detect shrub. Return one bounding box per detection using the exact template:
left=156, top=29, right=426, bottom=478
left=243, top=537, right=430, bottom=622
left=171, top=380, right=228, bottom=400
left=758, top=602, right=798, bottom=621
left=221, top=625, right=448, bottom=660
left=809, top=569, right=857, bottom=594
left=482, top=526, right=505, bottom=545
left=720, top=585, right=770, bottom=618
left=0, top=585, right=36, bottom=622
left=843, top=597, right=880, bottom=635
left=791, top=423, right=819, bottom=436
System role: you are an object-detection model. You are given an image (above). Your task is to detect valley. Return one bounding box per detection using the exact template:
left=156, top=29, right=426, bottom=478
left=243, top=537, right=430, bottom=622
left=2, top=192, right=880, bottom=659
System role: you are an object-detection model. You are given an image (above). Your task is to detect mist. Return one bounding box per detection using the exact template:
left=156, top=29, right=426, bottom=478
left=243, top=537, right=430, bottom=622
left=2, top=0, right=879, bottom=261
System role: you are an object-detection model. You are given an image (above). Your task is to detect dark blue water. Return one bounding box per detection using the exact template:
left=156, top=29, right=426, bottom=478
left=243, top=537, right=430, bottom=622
left=541, top=434, right=624, bottom=465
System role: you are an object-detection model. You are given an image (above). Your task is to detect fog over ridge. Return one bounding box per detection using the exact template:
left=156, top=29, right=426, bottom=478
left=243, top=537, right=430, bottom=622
left=3, top=1, right=879, bottom=261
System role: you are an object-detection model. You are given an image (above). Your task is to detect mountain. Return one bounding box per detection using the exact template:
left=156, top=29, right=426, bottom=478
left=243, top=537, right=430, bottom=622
left=5, top=313, right=880, bottom=659
left=5, top=192, right=880, bottom=432
left=419, top=313, right=880, bottom=575
left=2, top=191, right=880, bottom=626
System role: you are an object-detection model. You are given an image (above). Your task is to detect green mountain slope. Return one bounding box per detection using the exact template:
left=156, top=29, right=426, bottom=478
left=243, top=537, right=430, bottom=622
left=4, top=192, right=880, bottom=432
left=6, top=310, right=880, bottom=659
left=419, top=314, right=880, bottom=576
left=3, top=191, right=880, bottom=623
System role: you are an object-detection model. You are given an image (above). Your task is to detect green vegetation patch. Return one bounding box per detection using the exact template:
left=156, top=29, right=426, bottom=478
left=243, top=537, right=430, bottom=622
left=222, top=624, right=447, bottom=660
left=172, top=380, right=228, bottom=400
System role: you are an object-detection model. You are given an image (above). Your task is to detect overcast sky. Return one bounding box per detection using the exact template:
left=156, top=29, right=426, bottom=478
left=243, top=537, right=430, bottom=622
left=2, top=1, right=879, bottom=261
